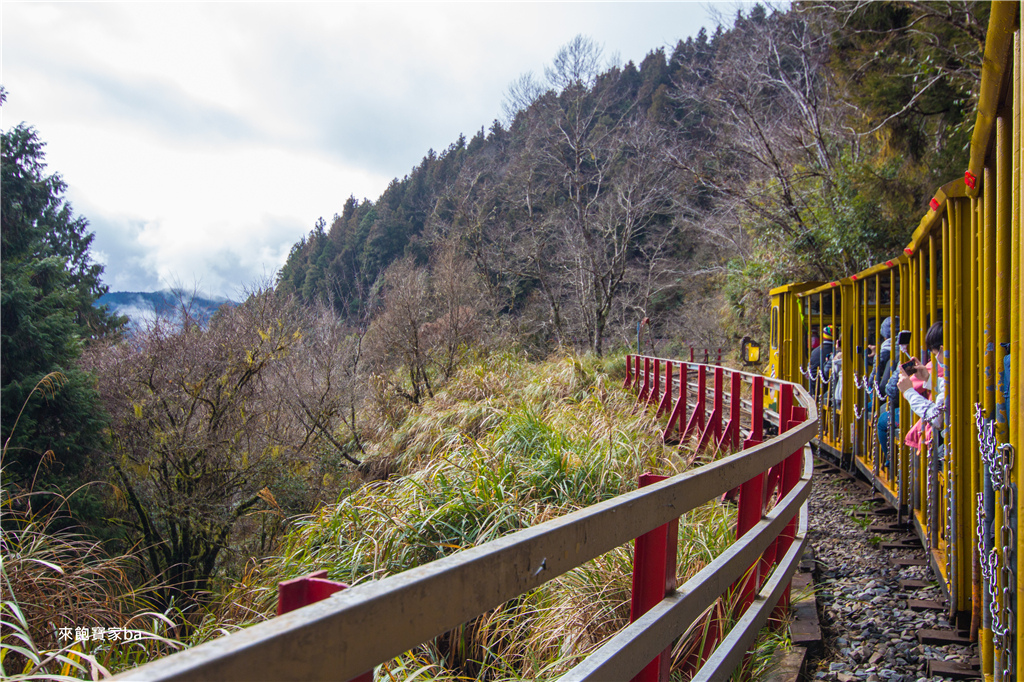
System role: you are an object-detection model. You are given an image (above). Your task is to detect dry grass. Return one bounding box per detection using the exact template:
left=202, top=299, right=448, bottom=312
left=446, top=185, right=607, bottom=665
left=213, top=351, right=754, bottom=679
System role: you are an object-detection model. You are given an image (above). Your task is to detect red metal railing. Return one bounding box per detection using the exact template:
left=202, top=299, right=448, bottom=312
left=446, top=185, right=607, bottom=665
left=115, top=355, right=815, bottom=682
left=621, top=355, right=808, bottom=680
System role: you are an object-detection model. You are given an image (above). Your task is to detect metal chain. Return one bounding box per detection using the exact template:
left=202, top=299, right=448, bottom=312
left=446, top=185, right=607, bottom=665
left=974, top=403, right=1016, bottom=676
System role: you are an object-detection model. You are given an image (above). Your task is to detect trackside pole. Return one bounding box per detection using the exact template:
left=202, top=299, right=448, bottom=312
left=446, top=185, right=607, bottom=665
left=630, top=474, right=678, bottom=682
left=278, top=571, right=374, bottom=682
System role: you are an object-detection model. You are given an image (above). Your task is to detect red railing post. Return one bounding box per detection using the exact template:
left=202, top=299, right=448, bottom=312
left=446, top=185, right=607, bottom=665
left=689, top=347, right=695, bottom=362
left=648, top=359, right=662, bottom=406
left=697, top=366, right=724, bottom=453
left=663, top=363, right=689, bottom=442
left=747, top=377, right=765, bottom=447
left=657, top=361, right=674, bottom=417
left=683, top=365, right=707, bottom=441
left=719, top=370, right=742, bottom=451
left=278, top=571, right=373, bottom=682
left=624, top=354, right=633, bottom=389
left=774, top=402, right=807, bottom=617
left=630, top=474, right=678, bottom=682
left=736, top=376, right=766, bottom=613
left=638, top=357, right=652, bottom=402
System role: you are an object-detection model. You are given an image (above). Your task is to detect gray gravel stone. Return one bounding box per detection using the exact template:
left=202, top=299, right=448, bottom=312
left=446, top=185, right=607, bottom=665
left=804, top=462, right=978, bottom=682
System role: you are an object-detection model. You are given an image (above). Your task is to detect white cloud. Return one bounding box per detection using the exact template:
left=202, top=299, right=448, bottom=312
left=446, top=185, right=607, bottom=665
left=3, top=2, right=719, bottom=297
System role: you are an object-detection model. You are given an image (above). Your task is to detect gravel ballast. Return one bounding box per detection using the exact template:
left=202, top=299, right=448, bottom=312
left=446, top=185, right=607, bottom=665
left=804, top=461, right=979, bottom=682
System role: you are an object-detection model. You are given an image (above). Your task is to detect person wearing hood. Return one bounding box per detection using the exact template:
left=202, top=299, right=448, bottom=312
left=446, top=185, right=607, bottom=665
left=874, top=316, right=897, bottom=460
left=873, top=317, right=895, bottom=396
left=808, top=325, right=835, bottom=398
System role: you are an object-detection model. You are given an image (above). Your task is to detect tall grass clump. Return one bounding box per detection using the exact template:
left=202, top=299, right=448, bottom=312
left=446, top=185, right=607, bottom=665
left=219, top=352, right=767, bottom=679
left=1, top=373, right=197, bottom=680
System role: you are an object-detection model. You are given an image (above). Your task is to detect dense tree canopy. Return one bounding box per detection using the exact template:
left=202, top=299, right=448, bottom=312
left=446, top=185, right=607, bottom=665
left=1, top=106, right=123, bottom=496
left=275, top=2, right=985, bottom=348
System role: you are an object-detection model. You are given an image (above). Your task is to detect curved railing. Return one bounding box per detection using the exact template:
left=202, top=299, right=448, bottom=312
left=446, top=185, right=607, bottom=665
left=114, top=356, right=817, bottom=682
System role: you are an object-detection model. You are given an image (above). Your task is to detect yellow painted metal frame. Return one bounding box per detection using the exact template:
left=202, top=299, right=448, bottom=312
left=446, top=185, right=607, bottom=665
left=774, top=5, right=1021, bottom=678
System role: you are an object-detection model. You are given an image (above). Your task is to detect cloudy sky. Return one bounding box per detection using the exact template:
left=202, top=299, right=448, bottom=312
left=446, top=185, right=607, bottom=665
left=3, top=2, right=729, bottom=299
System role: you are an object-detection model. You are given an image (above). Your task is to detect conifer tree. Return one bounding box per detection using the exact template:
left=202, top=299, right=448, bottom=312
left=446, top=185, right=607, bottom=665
left=1, top=91, right=123, bottom=497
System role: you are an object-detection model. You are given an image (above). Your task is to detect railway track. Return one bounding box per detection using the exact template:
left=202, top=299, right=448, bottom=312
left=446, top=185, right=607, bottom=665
left=805, top=459, right=980, bottom=682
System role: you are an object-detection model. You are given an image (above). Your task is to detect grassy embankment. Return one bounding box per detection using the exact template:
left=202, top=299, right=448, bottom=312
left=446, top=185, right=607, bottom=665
left=219, top=351, right=785, bottom=679
left=2, top=353, right=788, bottom=680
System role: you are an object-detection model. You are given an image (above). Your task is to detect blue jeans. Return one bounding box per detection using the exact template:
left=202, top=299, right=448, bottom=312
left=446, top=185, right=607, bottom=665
left=877, top=407, right=899, bottom=462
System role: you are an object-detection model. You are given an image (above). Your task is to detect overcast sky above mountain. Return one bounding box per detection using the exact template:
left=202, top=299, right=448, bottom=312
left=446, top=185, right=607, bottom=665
left=2, top=2, right=731, bottom=299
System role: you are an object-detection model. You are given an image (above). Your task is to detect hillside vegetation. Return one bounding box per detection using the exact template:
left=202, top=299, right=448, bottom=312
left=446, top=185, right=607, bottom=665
left=278, top=2, right=985, bottom=347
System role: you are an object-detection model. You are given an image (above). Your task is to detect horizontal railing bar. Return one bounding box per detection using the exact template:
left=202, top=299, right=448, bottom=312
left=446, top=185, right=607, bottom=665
left=691, top=512, right=809, bottom=682
left=631, top=356, right=792, bottom=392
left=558, top=448, right=812, bottom=682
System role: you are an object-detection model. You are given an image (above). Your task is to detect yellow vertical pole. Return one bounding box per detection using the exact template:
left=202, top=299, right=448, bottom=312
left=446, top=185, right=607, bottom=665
left=940, top=215, right=950, bottom=565
left=960, top=198, right=975, bottom=625
left=875, top=273, right=882, bottom=476
left=972, top=191, right=988, bottom=666
left=994, top=108, right=1012, bottom=682
left=1012, top=26, right=1022, bottom=682
left=983, top=148, right=1000, bottom=676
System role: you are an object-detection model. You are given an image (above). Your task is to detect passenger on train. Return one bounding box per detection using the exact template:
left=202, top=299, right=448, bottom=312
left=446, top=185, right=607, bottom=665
left=830, top=340, right=843, bottom=406
left=808, top=325, right=834, bottom=397
left=873, top=317, right=897, bottom=459
left=997, top=342, right=1010, bottom=424
left=871, top=317, right=895, bottom=396
left=897, top=322, right=946, bottom=430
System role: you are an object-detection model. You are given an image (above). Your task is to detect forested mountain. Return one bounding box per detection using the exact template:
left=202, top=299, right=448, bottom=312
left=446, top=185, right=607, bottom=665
left=277, top=2, right=986, bottom=350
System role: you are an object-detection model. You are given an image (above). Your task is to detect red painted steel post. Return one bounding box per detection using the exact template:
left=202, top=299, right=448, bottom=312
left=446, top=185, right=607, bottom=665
left=690, top=347, right=695, bottom=362
left=648, top=358, right=662, bottom=406
left=624, top=354, right=633, bottom=388
left=773, top=402, right=808, bottom=618
left=713, top=366, right=724, bottom=444
left=683, top=365, right=707, bottom=441
left=747, top=377, right=765, bottom=446
left=736, top=374, right=767, bottom=603
left=639, top=356, right=652, bottom=402
left=630, top=474, right=678, bottom=682
left=718, top=370, right=742, bottom=451
left=657, top=361, right=674, bottom=418
left=278, top=572, right=373, bottom=682
left=663, top=363, right=689, bottom=442
left=635, top=355, right=643, bottom=393
left=277, top=570, right=347, bottom=615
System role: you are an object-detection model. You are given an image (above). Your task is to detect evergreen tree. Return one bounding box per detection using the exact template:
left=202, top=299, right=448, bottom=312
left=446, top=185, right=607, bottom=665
left=1, top=100, right=124, bottom=495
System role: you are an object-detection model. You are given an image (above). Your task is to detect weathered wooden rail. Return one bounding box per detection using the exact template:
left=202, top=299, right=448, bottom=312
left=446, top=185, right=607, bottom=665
left=114, top=356, right=816, bottom=682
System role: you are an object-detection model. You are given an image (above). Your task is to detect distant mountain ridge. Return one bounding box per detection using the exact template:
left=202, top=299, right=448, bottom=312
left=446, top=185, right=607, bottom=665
left=96, top=290, right=235, bottom=328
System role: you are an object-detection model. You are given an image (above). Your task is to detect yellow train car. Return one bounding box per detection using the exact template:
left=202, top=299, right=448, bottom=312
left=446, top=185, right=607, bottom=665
left=773, top=4, right=1022, bottom=679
